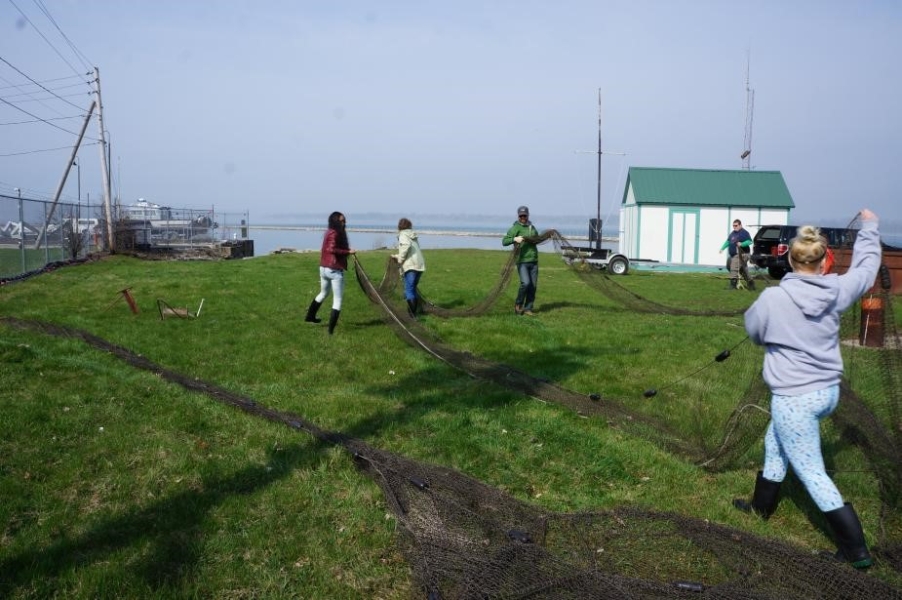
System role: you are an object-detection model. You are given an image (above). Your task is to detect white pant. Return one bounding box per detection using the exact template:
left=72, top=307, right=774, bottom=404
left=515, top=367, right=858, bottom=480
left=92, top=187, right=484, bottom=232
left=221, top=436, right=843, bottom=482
left=315, top=266, right=344, bottom=310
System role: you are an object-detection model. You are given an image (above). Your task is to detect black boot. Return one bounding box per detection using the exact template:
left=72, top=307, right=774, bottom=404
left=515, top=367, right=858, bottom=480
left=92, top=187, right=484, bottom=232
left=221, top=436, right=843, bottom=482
left=733, top=471, right=781, bottom=519
left=406, top=299, right=417, bottom=318
left=824, top=503, right=872, bottom=569
left=746, top=278, right=756, bottom=291
left=327, top=309, right=341, bottom=335
left=305, top=299, right=322, bottom=323
left=728, top=278, right=738, bottom=290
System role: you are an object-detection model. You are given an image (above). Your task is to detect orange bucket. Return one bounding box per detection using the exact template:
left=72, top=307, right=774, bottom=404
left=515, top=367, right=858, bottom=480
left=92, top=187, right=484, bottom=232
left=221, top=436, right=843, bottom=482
left=859, top=297, right=884, bottom=347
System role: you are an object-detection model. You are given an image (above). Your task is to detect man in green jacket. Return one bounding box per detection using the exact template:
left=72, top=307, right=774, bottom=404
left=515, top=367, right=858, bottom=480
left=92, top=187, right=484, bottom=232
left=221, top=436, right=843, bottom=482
left=502, top=205, right=540, bottom=315
left=719, top=219, right=755, bottom=290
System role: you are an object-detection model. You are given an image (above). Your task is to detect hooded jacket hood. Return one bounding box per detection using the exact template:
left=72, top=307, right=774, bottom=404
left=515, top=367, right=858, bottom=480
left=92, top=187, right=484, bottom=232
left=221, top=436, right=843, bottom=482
left=779, top=274, right=839, bottom=318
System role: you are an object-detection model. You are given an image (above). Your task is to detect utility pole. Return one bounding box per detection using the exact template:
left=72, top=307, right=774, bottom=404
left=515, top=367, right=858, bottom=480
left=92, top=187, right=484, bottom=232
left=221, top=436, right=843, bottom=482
left=94, top=67, right=114, bottom=251
left=74, top=158, right=81, bottom=207
left=34, top=100, right=95, bottom=250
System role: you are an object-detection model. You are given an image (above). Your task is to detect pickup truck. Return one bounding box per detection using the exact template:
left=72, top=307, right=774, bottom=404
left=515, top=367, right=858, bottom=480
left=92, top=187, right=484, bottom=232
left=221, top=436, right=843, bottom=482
left=750, top=225, right=856, bottom=279
left=751, top=224, right=902, bottom=294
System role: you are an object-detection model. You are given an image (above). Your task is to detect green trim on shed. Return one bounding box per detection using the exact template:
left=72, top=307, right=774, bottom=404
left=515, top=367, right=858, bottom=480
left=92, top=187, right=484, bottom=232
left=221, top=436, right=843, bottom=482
left=622, top=167, right=795, bottom=209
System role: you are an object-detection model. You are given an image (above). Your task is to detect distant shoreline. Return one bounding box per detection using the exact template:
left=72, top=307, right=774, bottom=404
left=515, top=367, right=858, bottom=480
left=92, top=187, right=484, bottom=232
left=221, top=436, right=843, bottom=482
left=250, top=224, right=617, bottom=243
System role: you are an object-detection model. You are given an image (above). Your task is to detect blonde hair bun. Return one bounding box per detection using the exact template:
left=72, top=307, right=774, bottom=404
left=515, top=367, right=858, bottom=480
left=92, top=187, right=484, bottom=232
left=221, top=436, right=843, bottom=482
left=790, top=225, right=828, bottom=266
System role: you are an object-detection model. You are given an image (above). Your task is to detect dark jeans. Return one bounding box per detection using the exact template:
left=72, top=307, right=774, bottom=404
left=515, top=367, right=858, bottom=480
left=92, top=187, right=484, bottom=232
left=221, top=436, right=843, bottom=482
left=403, top=269, right=422, bottom=301
left=516, top=262, right=538, bottom=310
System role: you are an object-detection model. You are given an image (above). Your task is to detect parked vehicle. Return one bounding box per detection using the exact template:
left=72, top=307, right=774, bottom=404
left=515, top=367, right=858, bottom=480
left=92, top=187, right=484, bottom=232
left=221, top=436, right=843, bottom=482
left=751, top=224, right=901, bottom=279
left=751, top=225, right=857, bottom=279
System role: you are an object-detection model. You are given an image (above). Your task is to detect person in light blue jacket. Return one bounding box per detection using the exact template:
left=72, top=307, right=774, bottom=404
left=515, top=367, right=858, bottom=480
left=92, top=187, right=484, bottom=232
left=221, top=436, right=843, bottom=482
left=734, top=209, right=881, bottom=569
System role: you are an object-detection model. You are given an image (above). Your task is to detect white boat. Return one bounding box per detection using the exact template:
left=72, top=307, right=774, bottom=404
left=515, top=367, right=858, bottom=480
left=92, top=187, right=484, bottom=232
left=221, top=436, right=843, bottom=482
left=119, top=199, right=217, bottom=245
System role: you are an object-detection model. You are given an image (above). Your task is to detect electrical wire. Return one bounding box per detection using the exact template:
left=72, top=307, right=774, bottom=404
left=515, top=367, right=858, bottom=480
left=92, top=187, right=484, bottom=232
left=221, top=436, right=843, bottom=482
left=0, top=55, right=88, bottom=115
left=8, top=0, right=93, bottom=80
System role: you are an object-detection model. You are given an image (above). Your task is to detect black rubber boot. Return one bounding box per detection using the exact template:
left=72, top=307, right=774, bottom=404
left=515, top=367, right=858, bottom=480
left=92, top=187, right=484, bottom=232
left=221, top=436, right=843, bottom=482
left=305, top=299, right=322, bottom=323
left=824, top=503, right=873, bottom=569
left=327, top=309, right=341, bottom=335
left=728, top=278, right=738, bottom=290
left=406, top=299, right=418, bottom=318
left=746, top=278, right=756, bottom=291
left=733, top=471, right=781, bottom=519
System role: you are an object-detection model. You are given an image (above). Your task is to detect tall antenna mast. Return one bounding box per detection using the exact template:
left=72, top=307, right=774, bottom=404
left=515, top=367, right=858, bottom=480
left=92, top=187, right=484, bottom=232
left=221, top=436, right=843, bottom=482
left=595, top=88, right=603, bottom=250
left=741, top=51, right=754, bottom=170
left=575, top=89, right=624, bottom=250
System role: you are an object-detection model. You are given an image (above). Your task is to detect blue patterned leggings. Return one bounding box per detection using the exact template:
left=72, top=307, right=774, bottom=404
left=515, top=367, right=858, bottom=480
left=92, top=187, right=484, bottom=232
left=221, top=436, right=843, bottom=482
left=762, top=384, right=844, bottom=512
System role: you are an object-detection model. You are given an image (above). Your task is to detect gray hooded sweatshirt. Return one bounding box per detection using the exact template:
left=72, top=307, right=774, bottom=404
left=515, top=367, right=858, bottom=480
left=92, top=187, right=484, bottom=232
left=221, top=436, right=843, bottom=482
left=744, top=219, right=881, bottom=396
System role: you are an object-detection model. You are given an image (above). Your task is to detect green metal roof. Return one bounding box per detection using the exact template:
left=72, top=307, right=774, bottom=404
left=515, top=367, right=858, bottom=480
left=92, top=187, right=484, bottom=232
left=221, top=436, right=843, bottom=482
left=623, top=167, right=795, bottom=209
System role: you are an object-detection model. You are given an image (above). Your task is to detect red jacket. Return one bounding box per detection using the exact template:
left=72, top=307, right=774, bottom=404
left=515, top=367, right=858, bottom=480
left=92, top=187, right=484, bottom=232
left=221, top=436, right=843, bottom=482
left=319, top=228, right=353, bottom=270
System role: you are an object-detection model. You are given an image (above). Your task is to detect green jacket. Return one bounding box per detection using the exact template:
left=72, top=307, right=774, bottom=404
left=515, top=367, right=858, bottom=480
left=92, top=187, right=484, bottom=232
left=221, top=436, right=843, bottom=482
left=502, top=220, right=539, bottom=263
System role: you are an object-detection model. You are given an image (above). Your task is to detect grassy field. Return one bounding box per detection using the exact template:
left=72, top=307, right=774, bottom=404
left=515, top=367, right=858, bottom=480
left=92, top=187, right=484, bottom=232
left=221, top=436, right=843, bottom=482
left=1, top=249, right=900, bottom=598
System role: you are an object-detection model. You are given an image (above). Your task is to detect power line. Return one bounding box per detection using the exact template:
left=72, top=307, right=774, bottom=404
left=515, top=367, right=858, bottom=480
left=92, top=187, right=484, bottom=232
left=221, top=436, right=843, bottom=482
left=0, top=55, right=89, bottom=113
left=8, top=0, right=93, bottom=79
left=32, top=0, right=95, bottom=72
left=4, top=90, right=93, bottom=103
left=0, top=73, right=85, bottom=92
left=0, top=114, right=83, bottom=126
left=0, top=92, right=86, bottom=137
left=0, top=140, right=100, bottom=158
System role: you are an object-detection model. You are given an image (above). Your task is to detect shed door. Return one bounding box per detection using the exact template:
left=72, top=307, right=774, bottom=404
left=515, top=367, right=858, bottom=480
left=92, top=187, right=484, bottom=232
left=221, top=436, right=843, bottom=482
left=669, top=210, right=699, bottom=264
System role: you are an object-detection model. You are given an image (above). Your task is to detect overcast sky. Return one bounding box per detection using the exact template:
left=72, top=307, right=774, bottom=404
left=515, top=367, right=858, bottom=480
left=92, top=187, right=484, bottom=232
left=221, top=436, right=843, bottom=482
left=1, top=1, right=899, bottom=228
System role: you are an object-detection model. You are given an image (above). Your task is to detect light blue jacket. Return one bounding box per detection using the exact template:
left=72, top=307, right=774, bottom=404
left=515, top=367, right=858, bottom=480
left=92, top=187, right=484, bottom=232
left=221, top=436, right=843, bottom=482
left=744, top=219, right=881, bottom=395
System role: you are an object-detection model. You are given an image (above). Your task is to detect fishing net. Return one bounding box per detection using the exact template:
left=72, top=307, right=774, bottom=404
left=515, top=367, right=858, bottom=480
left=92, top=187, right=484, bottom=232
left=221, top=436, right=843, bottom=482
left=4, top=223, right=901, bottom=598
left=3, top=316, right=900, bottom=599
left=352, top=227, right=902, bottom=594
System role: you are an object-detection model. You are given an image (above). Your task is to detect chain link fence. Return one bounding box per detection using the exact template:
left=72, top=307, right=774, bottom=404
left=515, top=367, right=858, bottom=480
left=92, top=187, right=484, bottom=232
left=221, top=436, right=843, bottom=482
left=0, top=192, right=104, bottom=279
left=1, top=193, right=251, bottom=280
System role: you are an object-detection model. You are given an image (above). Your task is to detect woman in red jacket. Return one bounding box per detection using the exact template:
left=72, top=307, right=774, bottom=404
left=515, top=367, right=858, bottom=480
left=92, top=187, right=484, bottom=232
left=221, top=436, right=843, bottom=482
left=305, top=212, right=356, bottom=334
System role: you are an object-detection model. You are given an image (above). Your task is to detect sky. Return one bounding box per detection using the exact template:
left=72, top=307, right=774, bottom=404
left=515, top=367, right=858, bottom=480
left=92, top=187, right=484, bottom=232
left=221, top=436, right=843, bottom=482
left=1, top=0, right=900, bottom=230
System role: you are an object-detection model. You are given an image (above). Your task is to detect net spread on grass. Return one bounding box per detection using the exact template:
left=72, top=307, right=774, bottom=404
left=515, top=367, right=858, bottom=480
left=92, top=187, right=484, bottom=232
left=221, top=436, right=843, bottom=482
left=3, top=316, right=901, bottom=598
left=354, top=228, right=902, bottom=591
left=4, top=226, right=902, bottom=598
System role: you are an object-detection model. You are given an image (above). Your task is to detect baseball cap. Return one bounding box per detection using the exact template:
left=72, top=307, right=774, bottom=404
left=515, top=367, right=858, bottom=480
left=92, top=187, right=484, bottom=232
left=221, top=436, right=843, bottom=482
left=517, top=206, right=529, bottom=216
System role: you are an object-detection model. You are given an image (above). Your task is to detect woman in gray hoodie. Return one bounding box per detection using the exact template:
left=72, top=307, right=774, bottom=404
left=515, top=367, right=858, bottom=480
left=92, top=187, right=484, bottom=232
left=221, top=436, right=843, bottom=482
left=735, top=209, right=881, bottom=569
left=392, top=218, right=426, bottom=317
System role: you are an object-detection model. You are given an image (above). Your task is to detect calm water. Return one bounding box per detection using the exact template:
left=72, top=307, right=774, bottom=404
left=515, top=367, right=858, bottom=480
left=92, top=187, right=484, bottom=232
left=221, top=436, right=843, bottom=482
left=245, top=218, right=615, bottom=257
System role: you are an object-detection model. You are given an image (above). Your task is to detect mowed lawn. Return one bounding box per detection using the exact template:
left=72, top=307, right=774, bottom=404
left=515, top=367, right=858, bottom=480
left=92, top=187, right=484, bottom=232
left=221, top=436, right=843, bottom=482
left=1, top=249, right=900, bottom=598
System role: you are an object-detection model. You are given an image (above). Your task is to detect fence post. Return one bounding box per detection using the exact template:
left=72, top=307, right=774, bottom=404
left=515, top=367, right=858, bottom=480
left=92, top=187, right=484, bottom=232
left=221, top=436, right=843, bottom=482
left=18, top=190, right=25, bottom=273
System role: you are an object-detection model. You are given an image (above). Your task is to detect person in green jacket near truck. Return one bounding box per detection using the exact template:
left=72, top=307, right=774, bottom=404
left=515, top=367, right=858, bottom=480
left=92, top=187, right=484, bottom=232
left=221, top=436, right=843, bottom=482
left=502, top=205, right=540, bottom=315
left=719, top=218, right=755, bottom=290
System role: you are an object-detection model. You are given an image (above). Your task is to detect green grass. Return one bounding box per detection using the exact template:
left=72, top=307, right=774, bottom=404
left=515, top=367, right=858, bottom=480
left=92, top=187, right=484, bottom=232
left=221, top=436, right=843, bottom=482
left=1, top=246, right=70, bottom=277
left=1, top=250, right=900, bottom=598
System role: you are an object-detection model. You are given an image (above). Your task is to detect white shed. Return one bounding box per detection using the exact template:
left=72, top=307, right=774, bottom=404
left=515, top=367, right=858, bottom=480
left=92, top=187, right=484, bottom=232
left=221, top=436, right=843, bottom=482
left=619, top=167, right=795, bottom=266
